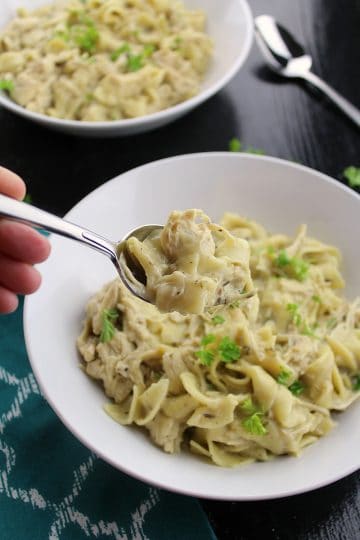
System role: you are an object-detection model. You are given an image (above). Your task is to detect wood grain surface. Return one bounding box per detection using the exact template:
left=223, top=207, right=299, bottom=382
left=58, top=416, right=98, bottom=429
left=0, top=1, right=359, bottom=539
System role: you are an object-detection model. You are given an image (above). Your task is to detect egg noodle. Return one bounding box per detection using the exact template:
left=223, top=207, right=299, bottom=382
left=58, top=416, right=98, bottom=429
left=77, top=210, right=360, bottom=467
left=0, top=0, right=212, bottom=121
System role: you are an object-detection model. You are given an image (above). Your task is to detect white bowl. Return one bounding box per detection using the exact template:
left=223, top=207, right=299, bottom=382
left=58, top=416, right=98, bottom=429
left=0, top=0, right=253, bottom=136
left=24, top=153, right=360, bottom=500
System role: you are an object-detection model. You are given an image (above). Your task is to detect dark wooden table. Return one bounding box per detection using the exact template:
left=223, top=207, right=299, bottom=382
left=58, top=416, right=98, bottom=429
left=0, top=0, right=359, bottom=538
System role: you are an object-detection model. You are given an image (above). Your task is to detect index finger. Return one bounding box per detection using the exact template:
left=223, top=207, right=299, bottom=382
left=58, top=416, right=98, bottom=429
left=0, top=167, right=26, bottom=201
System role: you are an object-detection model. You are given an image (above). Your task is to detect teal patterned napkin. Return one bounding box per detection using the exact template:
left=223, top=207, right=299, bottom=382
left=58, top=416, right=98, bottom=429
left=0, top=298, right=216, bottom=540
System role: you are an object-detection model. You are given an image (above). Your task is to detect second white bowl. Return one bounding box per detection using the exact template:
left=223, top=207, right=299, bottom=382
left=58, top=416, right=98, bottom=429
left=0, top=0, right=253, bottom=136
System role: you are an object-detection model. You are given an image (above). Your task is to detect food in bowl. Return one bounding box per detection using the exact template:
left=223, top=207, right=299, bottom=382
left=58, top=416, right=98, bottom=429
left=125, top=209, right=255, bottom=314
left=77, top=209, right=360, bottom=467
left=0, top=0, right=212, bottom=121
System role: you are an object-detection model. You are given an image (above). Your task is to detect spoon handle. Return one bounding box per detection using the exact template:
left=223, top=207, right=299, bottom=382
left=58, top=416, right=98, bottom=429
left=0, top=194, right=117, bottom=262
left=302, top=71, right=360, bottom=128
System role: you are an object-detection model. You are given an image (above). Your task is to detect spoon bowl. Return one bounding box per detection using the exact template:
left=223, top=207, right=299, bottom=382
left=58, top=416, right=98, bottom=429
left=0, top=193, right=162, bottom=303
left=255, top=15, right=312, bottom=75
left=255, top=15, right=360, bottom=127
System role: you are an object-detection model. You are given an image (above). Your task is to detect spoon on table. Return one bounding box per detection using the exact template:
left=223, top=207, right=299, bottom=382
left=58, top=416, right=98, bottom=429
left=254, top=15, right=360, bottom=128
left=0, top=193, right=162, bottom=302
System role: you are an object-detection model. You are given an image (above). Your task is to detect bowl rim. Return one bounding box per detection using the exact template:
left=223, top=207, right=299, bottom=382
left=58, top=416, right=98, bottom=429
left=0, top=0, right=254, bottom=130
left=24, top=152, right=360, bottom=501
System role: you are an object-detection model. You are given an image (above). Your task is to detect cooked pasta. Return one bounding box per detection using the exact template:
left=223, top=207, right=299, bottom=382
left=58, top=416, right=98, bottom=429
left=77, top=210, right=360, bottom=467
left=0, top=0, right=212, bottom=121
left=125, top=209, right=256, bottom=314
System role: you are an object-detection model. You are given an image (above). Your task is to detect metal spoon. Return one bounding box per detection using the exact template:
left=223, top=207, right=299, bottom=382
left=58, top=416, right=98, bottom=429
left=0, top=193, right=162, bottom=302
left=254, top=15, right=360, bottom=128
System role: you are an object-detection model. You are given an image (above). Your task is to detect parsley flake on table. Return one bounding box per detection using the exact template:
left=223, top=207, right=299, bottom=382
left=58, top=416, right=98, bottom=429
left=289, top=380, right=305, bottom=396
left=229, top=137, right=242, bottom=152
left=228, top=137, right=265, bottom=155
left=343, top=166, right=360, bottom=188
left=0, top=79, right=14, bottom=92
left=100, top=308, right=119, bottom=343
left=218, top=336, right=241, bottom=363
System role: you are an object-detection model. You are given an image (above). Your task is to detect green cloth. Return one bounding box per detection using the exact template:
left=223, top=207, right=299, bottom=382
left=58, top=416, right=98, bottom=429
left=0, top=298, right=216, bottom=540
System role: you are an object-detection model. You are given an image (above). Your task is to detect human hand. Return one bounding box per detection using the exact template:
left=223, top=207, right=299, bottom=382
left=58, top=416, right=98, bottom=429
left=0, top=167, right=51, bottom=314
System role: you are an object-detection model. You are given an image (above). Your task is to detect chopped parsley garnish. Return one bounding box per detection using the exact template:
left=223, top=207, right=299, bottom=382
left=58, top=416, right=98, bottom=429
left=241, top=398, right=267, bottom=435
left=229, top=137, right=242, bottom=152
left=100, top=308, right=119, bottom=343
left=153, top=371, right=162, bottom=381
left=218, top=336, right=241, bottom=363
left=228, top=138, right=265, bottom=155
left=143, top=44, right=155, bottom=58
left=110, top=43, right=130, bottom=61
left=286, top=304, right=319, bottom=338
left=196, top=334, right=216, bottom=366
left=274, top=249, right=309, bottom=281
left=353, top=375, right=360, bottom=391
left=201, top=334, right=216, bottom=346
left=343, top=166, right=360, bottom=189
left=276, top=249, right=290, bottom=267
left=127, top=54, right=143, bottom=72
left=277, top=369, right=291, bottom=385
left=74, top=22, right=99, bottom=53
left=302, top=323, right=319, bottom=339
left=171, top=36, right=182, bottom=50
left=195, top=349, right=214, bottom=366
left=195, top=335, right=241, bottom=366
left=55, top=29, right=70, bottom=42
left=242, top=413, right=267, bottom=436
left=0, top=79, right=14, bottom=92
left=291, top=257, right=309, bottom=281
left=326, top=317, right=338, bottom=330
left=246, top=145, right=265, bottom=155
left=126, top=45, right=155, bottom=72
left=287, top=303, right=302, bottom=326
left=312, top=295, right=321, bottom=303
left=62, top=12, right=99, bottom=53
left=212, top=315, right=225, bottom=325
left=289, top=380, right=305, bottom=396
